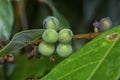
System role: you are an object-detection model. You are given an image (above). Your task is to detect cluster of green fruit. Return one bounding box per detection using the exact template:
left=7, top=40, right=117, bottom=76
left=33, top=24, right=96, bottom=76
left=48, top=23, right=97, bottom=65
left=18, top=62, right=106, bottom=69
left=38, top=16, right=73, bottom=57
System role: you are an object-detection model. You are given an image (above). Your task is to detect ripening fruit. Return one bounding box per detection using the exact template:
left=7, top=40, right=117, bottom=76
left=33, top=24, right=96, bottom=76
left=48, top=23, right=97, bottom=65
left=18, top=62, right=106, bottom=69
left=93, top=17, right=112, bottom=32
left=43, top=16, right=59, bottom=30
left=56, top=43, right=72, bottom=57
left=42, top=29, right=58, bottom=43
left=99, top=17, right=112, bottom=31
left=38, top=41, right=55, bottom=56
left=58, top=29, right=73, bottom=43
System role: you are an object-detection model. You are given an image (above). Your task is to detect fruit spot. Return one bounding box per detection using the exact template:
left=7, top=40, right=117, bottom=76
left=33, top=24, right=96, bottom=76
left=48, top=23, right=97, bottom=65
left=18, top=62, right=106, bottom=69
left=107, top=33, right=119, bottom=41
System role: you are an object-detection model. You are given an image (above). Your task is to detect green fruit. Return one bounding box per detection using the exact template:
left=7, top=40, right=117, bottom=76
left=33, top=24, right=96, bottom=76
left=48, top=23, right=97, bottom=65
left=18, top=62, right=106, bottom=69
left=56, top=43, right=72, bottom=57
left=42, top=29, right=58, bottom=43
left=43, top=16, right=59, bottom=30
left=58, top=29, right=73, bottom=43
left=38, top=41, right=55, bottom=56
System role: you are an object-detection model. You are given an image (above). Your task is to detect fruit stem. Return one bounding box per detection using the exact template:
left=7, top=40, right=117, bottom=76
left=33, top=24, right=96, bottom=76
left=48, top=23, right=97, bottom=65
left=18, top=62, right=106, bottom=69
left=32, top=32, right=102, bottom=44
left=73, top=32, right=102, bottom=40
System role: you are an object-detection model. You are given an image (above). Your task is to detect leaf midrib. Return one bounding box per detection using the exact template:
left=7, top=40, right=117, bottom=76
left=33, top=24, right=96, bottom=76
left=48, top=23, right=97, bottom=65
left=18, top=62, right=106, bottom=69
left=87, top=36, right=120, bottom=80
left=51, top=45, right=104, bottom=80
left=58, top=61, right=99, bottom=80
left=55, top=43, right=103, bottom=70
left=56, top=36, right=120, bottom=80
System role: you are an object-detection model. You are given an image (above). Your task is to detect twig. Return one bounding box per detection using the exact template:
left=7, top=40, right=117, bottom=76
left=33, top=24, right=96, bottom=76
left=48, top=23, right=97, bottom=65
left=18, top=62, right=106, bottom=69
left=11, top=0, right=28, bottom=30
left=73, top=32, right=102, bottom=40
left=18, top=0, right=28, bottom=30
left=32, top=32, right=102, bottom=44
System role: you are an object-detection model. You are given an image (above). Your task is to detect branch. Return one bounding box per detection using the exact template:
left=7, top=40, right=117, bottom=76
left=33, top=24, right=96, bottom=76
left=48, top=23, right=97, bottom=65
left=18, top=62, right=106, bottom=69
left=73, top=32, right=101, bottom=40
left=32, top=32, right=102, bottom=44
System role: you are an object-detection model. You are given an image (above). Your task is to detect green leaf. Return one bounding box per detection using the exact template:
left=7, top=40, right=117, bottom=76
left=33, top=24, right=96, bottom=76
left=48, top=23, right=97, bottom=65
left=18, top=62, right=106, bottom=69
left=0, top=29, right=44, bottom=56
left=42, top=26, right=120, bottom=80
left=43, top=0, right=71, bottom=29
left=9, top=55, right=63, bottom=80
left=0, top=0, right=13, bottom=40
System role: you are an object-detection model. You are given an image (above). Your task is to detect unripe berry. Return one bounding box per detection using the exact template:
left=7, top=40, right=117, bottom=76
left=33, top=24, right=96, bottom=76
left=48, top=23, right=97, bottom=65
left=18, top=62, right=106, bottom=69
left=56, top=43, right=72, bottom=57
left=38, top=41, right=55, bottom=56
left=58, top=29, right=73, bottom=43
left=43, top=16, right=59, bottom=30
left=42, top=29, right=58, bottom=43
